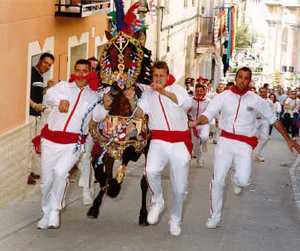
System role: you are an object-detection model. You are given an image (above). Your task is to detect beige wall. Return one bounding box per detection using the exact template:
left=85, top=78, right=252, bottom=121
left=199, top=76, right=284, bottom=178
left=0, top=0, right=108, bottom=134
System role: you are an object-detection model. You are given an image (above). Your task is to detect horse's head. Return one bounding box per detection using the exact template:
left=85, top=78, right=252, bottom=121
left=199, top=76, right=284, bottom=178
left=100, top=31, right=144, bottom=91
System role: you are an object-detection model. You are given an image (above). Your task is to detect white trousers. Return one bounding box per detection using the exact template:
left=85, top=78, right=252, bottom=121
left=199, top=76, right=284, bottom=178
left=256, top=119, right=269, bottom=158
left=146, top=140, right=191, bottom=224
left=78, top=134, right=94, bottom=191
left=192, top=124, right=210, bottom=158
left=40, top=139, right=80, bottom=215
left=210, top=138, right=252, bottom=221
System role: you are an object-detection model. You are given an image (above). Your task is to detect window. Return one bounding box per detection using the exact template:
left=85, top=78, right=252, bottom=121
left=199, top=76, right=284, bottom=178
left=70, top=43, right=87, bottom=72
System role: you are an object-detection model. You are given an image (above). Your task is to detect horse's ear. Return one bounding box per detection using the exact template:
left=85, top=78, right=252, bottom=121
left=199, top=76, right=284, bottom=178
left=132, top=32, right=140, bottom=40
left=105, top=31, right=113, bottom=41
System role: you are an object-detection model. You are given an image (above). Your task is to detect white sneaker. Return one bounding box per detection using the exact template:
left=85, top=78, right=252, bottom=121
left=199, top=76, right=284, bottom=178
left=206, top=217, right=221, bottom=229
left=48, top=210, right=60, bottom=229
left=147, top=202, right=164, bottom=225
left=233, top=184, right=243, bottom=195
left=37, top=215, right=49, bottom=230
left=83, top=189, right=93, bottom=205
left=255, top=156, right=265, bottom=162
left=169, top=222, right=181, bottom=236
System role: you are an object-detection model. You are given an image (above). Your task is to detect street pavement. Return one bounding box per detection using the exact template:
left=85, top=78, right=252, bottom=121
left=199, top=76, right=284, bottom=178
left=0, top=136, right=300, bottom=251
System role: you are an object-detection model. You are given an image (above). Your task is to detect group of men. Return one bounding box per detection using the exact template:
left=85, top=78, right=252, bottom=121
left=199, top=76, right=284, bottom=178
left=30, top=54, right=300, bottom=236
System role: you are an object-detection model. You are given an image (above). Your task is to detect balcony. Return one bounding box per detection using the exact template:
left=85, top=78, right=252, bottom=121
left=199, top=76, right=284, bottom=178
left=196, top=17, right=214, bottom=53
left=55, top=0, right=111, bottom=18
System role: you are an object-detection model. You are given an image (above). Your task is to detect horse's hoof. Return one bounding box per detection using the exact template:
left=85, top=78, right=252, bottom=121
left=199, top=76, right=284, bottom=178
left=107, top=179, right=121, bottom=198
left=87, top=207, right=99, bottom=219
left=139, top=211, right=149, bottom=226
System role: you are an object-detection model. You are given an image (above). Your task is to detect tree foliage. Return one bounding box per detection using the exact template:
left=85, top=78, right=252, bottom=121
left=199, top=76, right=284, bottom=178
left=235, top=24, right=251, bottom=48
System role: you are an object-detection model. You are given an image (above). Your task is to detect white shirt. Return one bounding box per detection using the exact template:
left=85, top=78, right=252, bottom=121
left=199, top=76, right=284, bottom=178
left=202, top=90, right=277, bottom=137
left=138, top=84, right=192, bottom=131
left=269, top=100, right=282, bottom=115
left=284, top=97, right=299, bottom=117
left=44, top=81, right=105, bottom=135
left=189, top=97, right=210, bottom=121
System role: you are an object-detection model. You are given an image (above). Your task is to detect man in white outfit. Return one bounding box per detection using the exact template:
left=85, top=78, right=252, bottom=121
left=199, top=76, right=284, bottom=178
left=190, top=67, right=300, bottom=229
left=255, top=87, right=272, bottom=162
left=37, top=59, right=107, bottom=229
left=137, top=61, right=192, bottom=236
left=189, top=84, right=210, bottom=167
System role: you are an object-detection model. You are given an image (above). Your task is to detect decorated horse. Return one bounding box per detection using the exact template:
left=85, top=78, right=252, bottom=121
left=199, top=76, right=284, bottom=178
left=85, top=0, right=152, bottom=225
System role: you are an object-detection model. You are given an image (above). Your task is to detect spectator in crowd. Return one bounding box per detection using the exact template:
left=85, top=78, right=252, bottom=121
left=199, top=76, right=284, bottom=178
left=28, top=52, right=55, bottom=185
left=282, top=90, right=299, bottom=139
left=268, top=93, right=282, bottom=136
left=185, top=77, right=194, bottom=96
left=225, top=81, right=234, bottom=90
left=88, top=57, right=99, bottom=72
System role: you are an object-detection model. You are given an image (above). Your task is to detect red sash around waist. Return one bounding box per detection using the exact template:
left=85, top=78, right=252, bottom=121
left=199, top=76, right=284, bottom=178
left=41, top=124, right=87, bottom=144
left=220, top=130, right=258, bottom=149
left=151, top=130, right=193, bottom=155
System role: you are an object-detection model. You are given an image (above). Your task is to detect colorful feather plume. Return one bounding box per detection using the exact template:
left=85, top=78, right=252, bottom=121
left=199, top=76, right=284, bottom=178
left=113, top=0, right=125, bottom=31
left=109, top=1, right=148, bottom=36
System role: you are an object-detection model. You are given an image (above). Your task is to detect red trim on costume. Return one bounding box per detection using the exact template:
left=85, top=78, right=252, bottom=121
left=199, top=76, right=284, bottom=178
left=158, top=95, right=171, bottom=131
left=220, top=130, right=258, bottom=149
left=233, top=96, right=241, bottom=133
left=63, top=89, right=83, bottom=132
left=151, top=130, right=193, bottom=155
left=41, top=124, right=87, bottom=144
left=165, top=74, right=176, bottom=86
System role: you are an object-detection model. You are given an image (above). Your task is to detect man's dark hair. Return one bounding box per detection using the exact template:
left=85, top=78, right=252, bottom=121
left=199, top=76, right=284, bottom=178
left=74, top=59, right=91, bottom=69
left=39, top=52, right=55, bottom=62
left=88, top=56, right=98, bottom=62
left=152, top=61, right=169, bottom=74
left=235, top=67, right=252, bottom=81
left=263, top=83, right=269, bottom=89
left=195, top=83, right=206, bottom=89
left=259, top=86, right=268, bottom=92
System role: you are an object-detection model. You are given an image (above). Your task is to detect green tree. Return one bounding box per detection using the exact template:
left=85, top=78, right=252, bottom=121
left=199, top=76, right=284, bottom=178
left=235, top=24, right=251, bottom=48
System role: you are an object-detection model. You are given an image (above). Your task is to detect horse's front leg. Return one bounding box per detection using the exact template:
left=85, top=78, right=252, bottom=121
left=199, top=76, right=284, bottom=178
left=139, top=143, right=150, bottom=226
left=87, top=164, right=107, bottom=219
left=139, top=174, right=149, bottom=226
left=87, top=154, right=109, bottom=219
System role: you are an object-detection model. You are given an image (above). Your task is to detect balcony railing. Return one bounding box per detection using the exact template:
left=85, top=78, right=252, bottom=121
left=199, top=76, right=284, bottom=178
left=55, top=0, right=111, bottom=18
left=197, top=17, right=214, bottom=46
